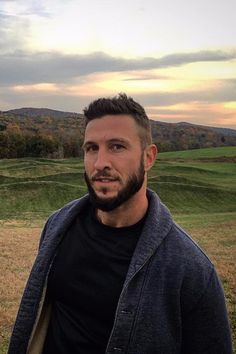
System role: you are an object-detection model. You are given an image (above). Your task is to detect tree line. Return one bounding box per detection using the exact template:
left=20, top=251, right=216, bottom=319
left=0, top=131, right=83, bottom=159
left=1, top=109, right=236, bottom=158
left=0, top=112, right=84, bottom=159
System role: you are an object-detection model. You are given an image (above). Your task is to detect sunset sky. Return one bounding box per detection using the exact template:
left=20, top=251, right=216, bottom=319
left=0, top=0, right=236, bottom=128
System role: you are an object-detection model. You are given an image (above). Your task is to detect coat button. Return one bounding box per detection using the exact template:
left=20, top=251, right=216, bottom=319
left=121, top=309, right=132, bottom=314
left=113, top=347, right=123, bottom=352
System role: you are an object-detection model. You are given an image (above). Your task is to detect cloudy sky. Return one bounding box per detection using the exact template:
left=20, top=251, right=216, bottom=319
left=0, top=0, right=236, bottom=128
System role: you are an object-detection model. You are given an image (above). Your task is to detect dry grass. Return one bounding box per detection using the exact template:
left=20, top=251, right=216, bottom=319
left=0, top=218, right=235, bottom=352
left=183, top=219, right=236, bottom=351
left=0, top=221, right=41, bottom=352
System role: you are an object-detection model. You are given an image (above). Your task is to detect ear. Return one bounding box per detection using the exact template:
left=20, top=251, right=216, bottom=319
left=144, top=144, right=158, bottom=172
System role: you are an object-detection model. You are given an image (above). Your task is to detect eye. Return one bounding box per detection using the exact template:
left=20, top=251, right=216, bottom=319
left=84, top=144, right=98, bottom=153
left=110, top=144, right=125, bottom=151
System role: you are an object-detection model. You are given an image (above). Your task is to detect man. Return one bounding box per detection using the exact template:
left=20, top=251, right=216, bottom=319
left=8, top=94, right=232, bottom=354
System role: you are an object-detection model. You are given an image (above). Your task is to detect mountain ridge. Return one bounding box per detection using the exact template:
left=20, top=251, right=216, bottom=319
left=3, top=107, right=236, bottom=136
left=1, top=107, right=236, bottom=158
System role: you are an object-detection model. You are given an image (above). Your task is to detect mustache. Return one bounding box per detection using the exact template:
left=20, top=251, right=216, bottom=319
left=90, top=170, right=120, bottom=181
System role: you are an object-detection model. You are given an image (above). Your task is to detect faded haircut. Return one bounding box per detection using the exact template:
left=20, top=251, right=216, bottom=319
left=83, top=93, right=152, bottom=149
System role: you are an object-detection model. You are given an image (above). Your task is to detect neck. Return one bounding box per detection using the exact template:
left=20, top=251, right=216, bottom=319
left=96, top=184, right=148, bottom=228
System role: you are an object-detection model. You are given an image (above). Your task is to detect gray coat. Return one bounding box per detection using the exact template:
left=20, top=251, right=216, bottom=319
left=8, top=189, right=232, bottom=354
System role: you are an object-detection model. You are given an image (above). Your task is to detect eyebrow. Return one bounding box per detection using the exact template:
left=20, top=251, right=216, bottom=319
left=108, top=138, right=131, bottom=145
left=82, top=138, right=131, bottom=150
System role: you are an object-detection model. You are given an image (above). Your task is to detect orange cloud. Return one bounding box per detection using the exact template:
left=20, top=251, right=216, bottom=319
left=146, top=102, right=236, bottom=127
left=13, top=83, right=59, bottom=92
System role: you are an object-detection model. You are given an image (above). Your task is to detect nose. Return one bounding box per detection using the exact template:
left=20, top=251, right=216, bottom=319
left=94, top=148, right=111, bottom=171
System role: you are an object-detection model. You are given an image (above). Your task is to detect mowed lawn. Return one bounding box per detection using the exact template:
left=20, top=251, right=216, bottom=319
left=0, top=146, right=236, bottom=352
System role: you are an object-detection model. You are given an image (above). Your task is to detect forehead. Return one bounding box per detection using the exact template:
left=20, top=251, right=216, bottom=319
left=84, top=114, right=141, bottom=142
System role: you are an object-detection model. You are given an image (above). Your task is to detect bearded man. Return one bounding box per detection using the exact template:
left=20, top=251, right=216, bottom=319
left=8, top=94, right=232, bottom=354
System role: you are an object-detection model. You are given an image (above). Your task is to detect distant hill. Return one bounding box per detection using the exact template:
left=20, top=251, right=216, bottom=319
left=150, top=120, right=236, bottom=152
left=0, top=107, right=84, bottom=138
left=0, top=107, right=236, bottom=158
left=203, top=126, right=236, bottom=137
left=5, top=107, right=84, bottom=120
left=175, top=121, right=236, bottom=137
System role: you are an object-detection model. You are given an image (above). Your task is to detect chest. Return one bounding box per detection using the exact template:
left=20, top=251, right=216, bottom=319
left=47, top=214, right=140, bottom=324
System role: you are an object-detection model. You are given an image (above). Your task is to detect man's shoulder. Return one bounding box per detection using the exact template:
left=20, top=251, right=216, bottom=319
left=147, top=189, right=213, bottom=268
left=164, top=223, right=225, bottom=315
left=39, top=194, right=90, bottom=246
left=173, top=222, right=211, bottom=260
left=162, top=221, right=215, bottom=280
left=48, top=194, right=89, bottom=223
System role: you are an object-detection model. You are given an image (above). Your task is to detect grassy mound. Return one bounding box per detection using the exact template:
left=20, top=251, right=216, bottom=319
left=0, top=146, right=235, bottom=218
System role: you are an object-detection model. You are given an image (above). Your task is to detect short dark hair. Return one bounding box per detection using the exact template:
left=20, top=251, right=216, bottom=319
left=83, top=93, right=152, bottom=148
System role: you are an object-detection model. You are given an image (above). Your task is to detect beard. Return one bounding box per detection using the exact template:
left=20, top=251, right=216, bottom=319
left=84, top=158, right=145, bottom=212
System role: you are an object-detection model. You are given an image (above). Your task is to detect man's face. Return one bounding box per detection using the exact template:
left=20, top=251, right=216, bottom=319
left=83, top=115, right=146, bottom=211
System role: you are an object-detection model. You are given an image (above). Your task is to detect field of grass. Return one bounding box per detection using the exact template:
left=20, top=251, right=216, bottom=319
left=158, top=145, right=236, bottom=159
left=0, top=146, right=235, bottom=352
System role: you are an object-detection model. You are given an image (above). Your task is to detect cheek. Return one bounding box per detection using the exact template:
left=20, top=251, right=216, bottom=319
left=120, top=159, right=141, bottom=176
left=84, top=156, right=93, bottom=172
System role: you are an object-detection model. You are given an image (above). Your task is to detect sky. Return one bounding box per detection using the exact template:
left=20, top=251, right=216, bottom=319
left=0, top=0, right=236, bottom=129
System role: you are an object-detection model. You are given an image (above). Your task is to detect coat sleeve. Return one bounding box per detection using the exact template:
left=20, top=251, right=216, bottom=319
left=181, top=268, right=233, bottom=354
left=38, top=209, right=61, bottom=249
left=38, top=216, right=53, bottom=249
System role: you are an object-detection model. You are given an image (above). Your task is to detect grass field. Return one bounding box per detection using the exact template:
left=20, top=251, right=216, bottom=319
left=0, top=146, right=235, bottom=352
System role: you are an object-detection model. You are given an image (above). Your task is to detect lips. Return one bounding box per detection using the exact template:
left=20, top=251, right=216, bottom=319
left=94, top=177, right=118, bottom=183
left=91, top=172, right=119, bottom=182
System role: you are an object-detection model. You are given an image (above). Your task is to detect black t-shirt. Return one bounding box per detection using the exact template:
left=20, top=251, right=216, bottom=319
left=43, top=204, right=146, bottom=354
